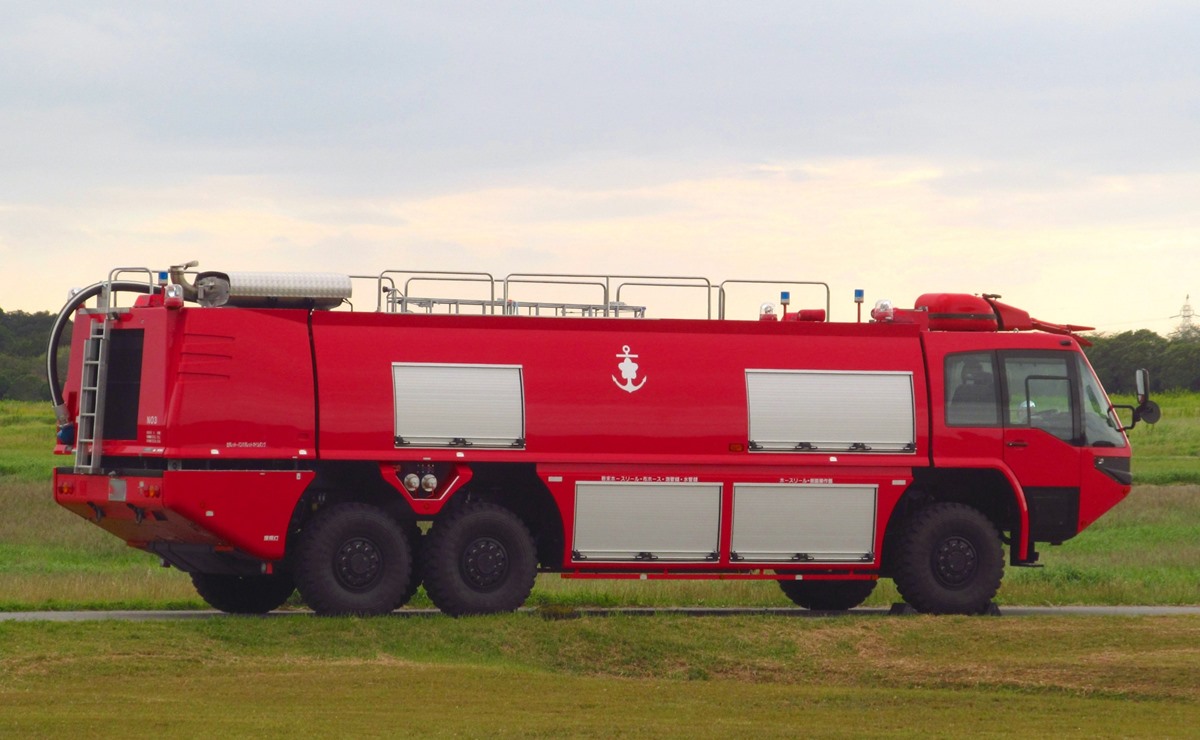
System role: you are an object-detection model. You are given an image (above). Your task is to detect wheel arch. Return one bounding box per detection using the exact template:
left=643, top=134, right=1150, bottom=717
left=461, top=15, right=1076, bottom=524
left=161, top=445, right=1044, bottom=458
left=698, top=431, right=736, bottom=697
left=439, top=463, right=566, bottom=570
left=881, top=466, right=1024, bottom=576
left=285, top=462, right=419, bottom=560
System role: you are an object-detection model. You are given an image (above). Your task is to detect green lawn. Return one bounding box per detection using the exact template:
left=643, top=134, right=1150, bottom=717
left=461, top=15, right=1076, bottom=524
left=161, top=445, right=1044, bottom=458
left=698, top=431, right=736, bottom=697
left=2, top=614, right=1198, bottom=737
left=1115, top=390, right=1200, bottom=484
left=0, top=400, right=58, bottom=481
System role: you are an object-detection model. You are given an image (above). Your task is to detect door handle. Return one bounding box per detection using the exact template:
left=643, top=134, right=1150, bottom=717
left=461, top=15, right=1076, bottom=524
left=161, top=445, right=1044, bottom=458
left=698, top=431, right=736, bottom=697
left=1006, top=440, right=1029, bottom=448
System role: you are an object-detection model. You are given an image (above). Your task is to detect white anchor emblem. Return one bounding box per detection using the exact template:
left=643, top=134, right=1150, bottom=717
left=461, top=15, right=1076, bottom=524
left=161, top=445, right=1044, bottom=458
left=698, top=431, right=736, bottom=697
left=612, top=345, right=647, bottom=393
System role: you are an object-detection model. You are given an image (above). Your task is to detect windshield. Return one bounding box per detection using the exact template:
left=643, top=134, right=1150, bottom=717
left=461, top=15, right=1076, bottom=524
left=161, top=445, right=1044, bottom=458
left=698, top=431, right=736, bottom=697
left=1077, top=355, right=1127, bottom=448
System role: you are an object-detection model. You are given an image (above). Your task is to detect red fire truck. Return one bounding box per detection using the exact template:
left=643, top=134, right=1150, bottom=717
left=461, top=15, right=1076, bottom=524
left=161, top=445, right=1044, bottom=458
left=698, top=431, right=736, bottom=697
left=48, top=264, right=1157, bottom=616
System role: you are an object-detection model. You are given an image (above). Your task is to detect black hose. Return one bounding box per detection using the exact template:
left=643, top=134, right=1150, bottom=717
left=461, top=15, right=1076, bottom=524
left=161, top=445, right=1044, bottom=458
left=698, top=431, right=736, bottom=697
left=47, top=280, right=154, bottom=425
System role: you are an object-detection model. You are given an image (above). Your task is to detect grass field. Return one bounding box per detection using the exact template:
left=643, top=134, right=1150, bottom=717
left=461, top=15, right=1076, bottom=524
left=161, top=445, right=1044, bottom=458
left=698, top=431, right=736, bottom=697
left=1112, top=390, right=1200, bottom=484
left=0, top=400, right=58, bottom=481
left=2, top=614, right=1199, bottom=737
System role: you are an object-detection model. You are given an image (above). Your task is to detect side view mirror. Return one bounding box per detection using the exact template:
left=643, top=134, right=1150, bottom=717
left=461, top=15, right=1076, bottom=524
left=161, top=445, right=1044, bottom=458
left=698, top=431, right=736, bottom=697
left=1135, top=368, right=1149, bottom=406
left=1135, top=399, right=1162, bottom=426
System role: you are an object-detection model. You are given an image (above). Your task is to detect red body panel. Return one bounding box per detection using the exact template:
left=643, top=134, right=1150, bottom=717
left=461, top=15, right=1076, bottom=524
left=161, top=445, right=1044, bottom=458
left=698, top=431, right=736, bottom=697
left=55, top=469, right=315, bottom=560
left=55, top=471, right=220, bottom=551
left=164, top=309, right=316, bottom=461
left=161, top=470, right=316, bottom=560
left=313, top=312, right=929, bottom=465
left=58, top=307, right=316, bottom=461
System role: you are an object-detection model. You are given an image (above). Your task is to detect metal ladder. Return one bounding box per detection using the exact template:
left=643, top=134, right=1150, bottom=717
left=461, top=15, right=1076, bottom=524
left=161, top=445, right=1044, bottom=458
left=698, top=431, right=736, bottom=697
left=75, top=303, right=113, bottom=474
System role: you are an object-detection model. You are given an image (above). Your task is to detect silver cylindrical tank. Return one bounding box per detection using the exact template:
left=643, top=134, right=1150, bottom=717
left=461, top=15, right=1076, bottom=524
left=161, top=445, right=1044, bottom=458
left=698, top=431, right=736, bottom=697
left=194, top=271, right=352, bottom=309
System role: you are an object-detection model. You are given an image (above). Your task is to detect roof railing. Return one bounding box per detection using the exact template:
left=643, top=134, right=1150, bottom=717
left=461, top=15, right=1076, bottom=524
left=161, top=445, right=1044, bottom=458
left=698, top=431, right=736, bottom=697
left=103, top=265, right=831, bottom=321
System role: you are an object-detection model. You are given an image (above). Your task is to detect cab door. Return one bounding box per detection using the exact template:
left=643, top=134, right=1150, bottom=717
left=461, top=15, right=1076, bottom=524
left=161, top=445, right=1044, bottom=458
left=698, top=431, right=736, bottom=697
left=1000, top=352, right=1082, bottom=544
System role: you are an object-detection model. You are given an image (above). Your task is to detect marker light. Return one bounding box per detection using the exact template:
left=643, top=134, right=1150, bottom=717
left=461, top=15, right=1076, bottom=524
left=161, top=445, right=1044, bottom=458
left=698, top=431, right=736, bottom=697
left=164, top=283, right=185, bottom=309
left=871, top=299, right=894, bottom=322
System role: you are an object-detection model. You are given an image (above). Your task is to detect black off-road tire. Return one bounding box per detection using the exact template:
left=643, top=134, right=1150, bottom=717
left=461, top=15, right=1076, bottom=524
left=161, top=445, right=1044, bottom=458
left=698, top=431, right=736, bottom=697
left=778, top=578, right=877, bottom=611
left=191, top=572, right=296, bottom=614
left=421, top=501, right=537, bottom=617
left=892, top=502, right=1004, bottom=615
left=294, top=502, right=414, bottom=616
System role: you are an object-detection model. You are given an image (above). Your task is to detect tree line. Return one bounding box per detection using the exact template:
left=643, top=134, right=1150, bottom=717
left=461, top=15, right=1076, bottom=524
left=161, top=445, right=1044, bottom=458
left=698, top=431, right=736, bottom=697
left=1083, top=328, right=1200, bottom=394
left=0, top=309, right=69, bottom=402
left=0, top=306, right=1196, bottom=402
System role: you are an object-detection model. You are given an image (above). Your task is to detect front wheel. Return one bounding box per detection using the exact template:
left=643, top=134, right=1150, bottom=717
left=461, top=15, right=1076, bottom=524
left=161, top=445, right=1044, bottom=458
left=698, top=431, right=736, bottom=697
left=294, top=503, right=414, bottom=616
left=191, top=572, right=296, bottom=614
left=777, top=578, right=877, bottom=611
left=422, top=501, right=537, bottom=617
left=891, top=502, right=1004, bottom=615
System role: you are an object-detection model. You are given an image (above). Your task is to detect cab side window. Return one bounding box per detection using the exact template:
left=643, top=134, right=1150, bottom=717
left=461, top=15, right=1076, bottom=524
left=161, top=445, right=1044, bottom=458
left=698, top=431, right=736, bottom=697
left=1001, top=354, right=1076, bottom=442
left=945, top=352, right=999, bottom=426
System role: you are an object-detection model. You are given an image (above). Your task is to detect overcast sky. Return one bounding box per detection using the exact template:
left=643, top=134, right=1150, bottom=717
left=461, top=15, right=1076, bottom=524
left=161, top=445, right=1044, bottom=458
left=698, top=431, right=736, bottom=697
left=2, top=1, right=1196, bottom=333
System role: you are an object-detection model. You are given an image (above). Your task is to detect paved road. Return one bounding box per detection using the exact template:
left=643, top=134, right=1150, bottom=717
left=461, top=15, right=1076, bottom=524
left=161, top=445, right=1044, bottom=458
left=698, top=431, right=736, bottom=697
left=3, top=605, right=1200, bottom=621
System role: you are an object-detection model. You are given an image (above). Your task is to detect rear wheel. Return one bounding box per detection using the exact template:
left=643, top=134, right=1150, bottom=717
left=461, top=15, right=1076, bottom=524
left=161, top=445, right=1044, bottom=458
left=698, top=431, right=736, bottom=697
left=191, top=572, right=296, bottom=614
left=892, top=502, right=1004, bottom=615
left=422, top=501, right=537, bottom=616
left=295, top=503, right=414, bottom=616
left=777, top=578, right=877, bottom=611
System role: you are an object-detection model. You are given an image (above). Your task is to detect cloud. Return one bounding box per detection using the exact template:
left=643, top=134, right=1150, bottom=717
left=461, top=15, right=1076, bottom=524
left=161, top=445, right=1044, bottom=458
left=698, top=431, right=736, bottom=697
left=5, top=157, right=1194, bottom=337
left=4, top=2, right=1199, bottom=202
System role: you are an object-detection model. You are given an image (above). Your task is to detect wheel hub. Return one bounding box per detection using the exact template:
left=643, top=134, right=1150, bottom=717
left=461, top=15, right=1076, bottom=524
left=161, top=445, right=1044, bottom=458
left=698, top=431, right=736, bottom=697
left=461, top=536, right=509, bottom=591
left=334, top=537, right=382, bottom=591
left=933, top=535, right=978, bottom=588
